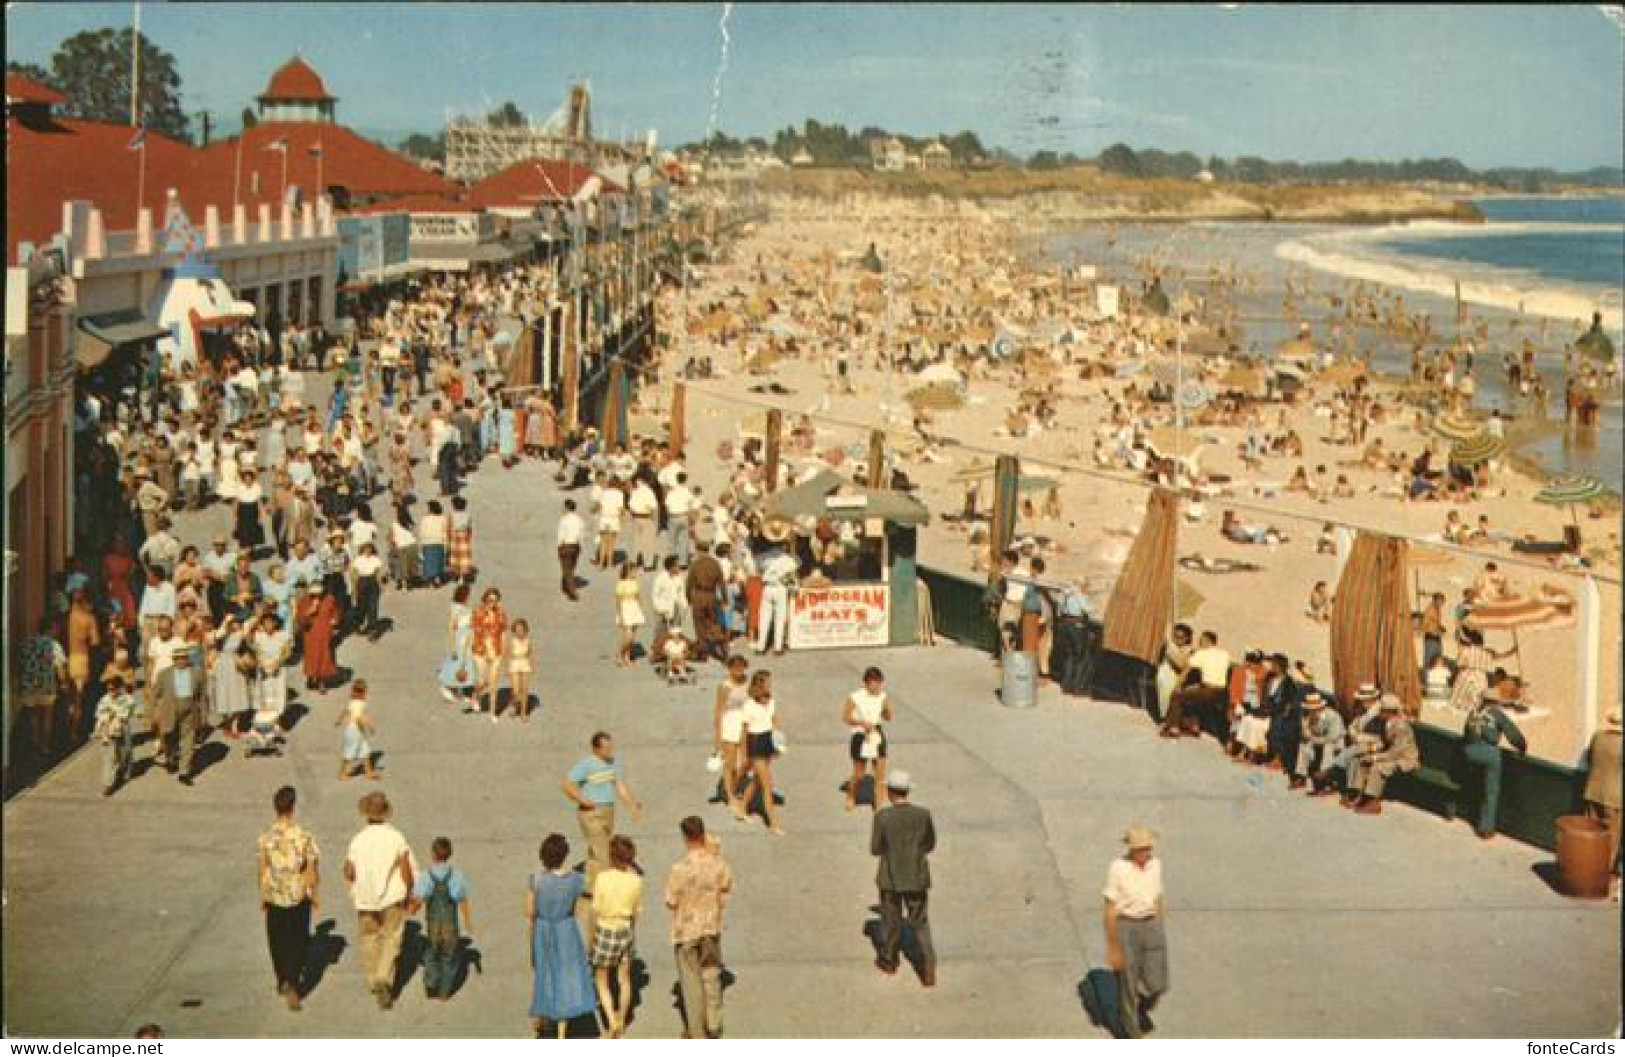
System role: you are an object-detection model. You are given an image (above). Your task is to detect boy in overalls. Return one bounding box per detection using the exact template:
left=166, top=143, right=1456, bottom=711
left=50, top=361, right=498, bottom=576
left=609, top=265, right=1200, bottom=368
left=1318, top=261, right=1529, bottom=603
left=414, top=837, right=474, bottom=1000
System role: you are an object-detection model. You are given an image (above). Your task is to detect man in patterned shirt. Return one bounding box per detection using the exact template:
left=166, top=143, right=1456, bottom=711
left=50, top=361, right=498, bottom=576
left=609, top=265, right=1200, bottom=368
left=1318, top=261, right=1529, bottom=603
left=18, top=618, right=66, bottom=753
left=664, top=817, right=733, bottom=1039
left=258, top=786, right=320, bottom=1011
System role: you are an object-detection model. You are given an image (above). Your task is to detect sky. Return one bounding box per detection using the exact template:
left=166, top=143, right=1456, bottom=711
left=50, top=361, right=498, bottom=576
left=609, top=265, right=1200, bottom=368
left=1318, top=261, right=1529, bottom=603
left=6, top=3, right=1623, bottom=170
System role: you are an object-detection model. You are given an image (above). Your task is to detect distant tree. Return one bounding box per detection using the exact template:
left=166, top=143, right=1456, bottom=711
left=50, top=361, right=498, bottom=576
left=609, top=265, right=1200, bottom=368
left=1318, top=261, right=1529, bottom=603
left=487, top=100, right=527, bottom=127
left=1097, top=142, right=1143, bottom=177
left=398, top=131, right=445, bottom=162
left=946, top=130, right=985, bottom=160
left=240, top=106, right=257, bottom=130
left=1027, top=150, right=1063, bottom=171
left=48, top=28, right=188, bottom=140
left=6, top=60, right=53, bottom=86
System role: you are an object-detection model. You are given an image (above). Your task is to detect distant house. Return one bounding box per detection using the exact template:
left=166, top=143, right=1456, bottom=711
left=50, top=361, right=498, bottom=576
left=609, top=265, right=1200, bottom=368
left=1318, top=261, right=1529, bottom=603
left=1195, top=169, right=1216, bottom=184
left=922, top=140, right=952, bottom=170
left=875, top=137, right=907, bottom=173
left=968, top=154, right=1000, bottom=171
left=903, top=152, right=922, bottom=171
left=790, top=147, right=814, bottom=168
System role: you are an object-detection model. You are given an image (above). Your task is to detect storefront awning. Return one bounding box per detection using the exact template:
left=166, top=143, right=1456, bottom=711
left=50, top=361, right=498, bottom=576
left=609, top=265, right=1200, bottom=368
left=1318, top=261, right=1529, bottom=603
left=766, top=469, right=931, bottom=527
left=413, top=241, right=530, bottom=272
left=75, top=310, right=168, bottom=370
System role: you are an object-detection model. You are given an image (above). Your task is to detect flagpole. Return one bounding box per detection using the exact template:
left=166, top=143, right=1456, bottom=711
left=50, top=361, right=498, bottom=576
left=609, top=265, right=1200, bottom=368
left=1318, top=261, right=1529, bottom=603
left=281, top=148, right=288, bottom=201
left=233, top=135, right=242, bottom=208
left=130, top=1, right=141, bottom=125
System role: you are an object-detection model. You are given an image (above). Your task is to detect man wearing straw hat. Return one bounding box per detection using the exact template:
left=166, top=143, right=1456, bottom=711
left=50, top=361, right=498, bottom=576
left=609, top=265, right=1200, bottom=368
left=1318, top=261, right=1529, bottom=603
left=1104, top=826, right=1168, bottom=1037
left=1347, top=694, right=1419, bottom=816
left=1291, top=691, right=1346, bottom=793
left=344, top=792, right=418, bottom=1010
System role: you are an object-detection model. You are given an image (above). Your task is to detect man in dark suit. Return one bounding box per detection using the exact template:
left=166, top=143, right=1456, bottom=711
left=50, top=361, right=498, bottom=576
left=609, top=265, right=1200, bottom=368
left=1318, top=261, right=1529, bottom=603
left=152, top=648, right=206, bottom=785
left=870, top=770, right=937, bottom=986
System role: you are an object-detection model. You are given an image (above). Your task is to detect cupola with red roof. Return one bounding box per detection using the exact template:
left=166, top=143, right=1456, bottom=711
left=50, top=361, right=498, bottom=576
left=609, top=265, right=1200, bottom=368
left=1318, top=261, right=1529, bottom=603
left=256, top=56, right=336, bottom=124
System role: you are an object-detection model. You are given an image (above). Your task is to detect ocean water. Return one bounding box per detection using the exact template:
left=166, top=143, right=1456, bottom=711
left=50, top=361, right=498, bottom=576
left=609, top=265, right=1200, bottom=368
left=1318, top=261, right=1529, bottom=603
left=1035, top=199, right=1624, bottom=488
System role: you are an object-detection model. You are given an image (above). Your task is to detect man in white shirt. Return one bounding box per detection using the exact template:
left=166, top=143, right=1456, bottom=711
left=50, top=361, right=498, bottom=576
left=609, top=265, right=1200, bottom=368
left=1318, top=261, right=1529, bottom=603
left=1102, top=826, right=1167, bottom=1038
left=344, top=792, right=418, bottom=1010
left=1161, top=631, right=1232, bottom=740
left=556, top=498, right=585, bottom=601
left=627, top=479, right=660, bottom=571
left=665, top=474, right=695, bottom=566
left=138, top=519, right=182, bottom=578
left=755, top=540, right=798, bottom=655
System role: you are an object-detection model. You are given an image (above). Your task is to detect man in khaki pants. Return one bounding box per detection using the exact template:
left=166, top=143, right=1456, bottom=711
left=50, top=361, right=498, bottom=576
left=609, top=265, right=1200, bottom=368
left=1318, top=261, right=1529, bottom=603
left=344, top=792, right=418, bottom=1010
left=665, top=817, right=733, bottom=1038
left=561, top=732, right=643, bottom=892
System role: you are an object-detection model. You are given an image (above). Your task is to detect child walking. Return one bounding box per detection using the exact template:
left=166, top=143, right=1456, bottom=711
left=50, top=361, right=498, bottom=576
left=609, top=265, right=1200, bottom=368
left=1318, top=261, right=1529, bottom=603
left=415, top=837, right=475, bottom=1001
left=336, top=680, right=378, bottom=781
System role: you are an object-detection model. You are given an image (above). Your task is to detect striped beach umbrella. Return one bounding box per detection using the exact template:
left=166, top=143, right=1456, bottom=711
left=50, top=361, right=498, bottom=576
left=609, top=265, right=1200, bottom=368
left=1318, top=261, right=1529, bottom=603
left=1448, top=432, right=1506, bottom=467
left=1464, top=594, right=1562, bottom=674
left=1534, top=475, right=1608, bottom=507
left=1534, top=474, right=1608, bottom=536
left=1431, top=410, right=1482, bottom=441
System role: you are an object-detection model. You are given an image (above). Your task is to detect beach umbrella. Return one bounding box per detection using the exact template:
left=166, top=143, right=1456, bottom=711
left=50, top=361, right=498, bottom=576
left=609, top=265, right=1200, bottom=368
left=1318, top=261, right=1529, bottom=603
left=1535, top=474, right=1608, bottom=507
left=1146, top=426, right=1203, bottom=459
left=905, top=383, right=964, bottom=411
left=1463, top=594, right=1562, bottom=675
left=1448, top=433, right=1507, bottom=467
left=1174, top=381, right=1213, bottom=412
left=1220, top=364, right=1264, bottom=395
left=1535, top=473, right=1608, bottom=538
left=1431, top=410, right=1482, bottom=441
left=1317, top=360, right=1367, bottom=386
left=1330, top=534, right=1422, bottom=713
left=1102, top=488, right=1180, bottom=665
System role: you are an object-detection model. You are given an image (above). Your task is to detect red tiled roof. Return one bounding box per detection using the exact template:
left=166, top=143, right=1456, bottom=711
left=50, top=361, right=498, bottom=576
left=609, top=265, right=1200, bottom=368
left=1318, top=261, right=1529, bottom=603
left=466, top=159, right=623, bottom=210
left=6, top=115, right=198, bottom=262
left=6, top=74, right=66, bottom=106
left=259, top=57, right=333, bottom=103
left=7, top=114, right=454, bottom=264
left=195, top=123, right=454, bottom=205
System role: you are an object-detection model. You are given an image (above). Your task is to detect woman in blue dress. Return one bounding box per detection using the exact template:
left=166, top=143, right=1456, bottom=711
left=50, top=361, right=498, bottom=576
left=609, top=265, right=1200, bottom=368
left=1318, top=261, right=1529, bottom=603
left=497, top=399, right=518, bottom=467
left=528, top=833, right=597, bottom=1038
left=437, top=583, right=476, bottom=707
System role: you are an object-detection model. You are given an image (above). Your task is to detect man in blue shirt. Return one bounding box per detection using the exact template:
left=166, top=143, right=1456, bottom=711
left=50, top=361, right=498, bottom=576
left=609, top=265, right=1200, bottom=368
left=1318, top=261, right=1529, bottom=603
left=413, top=837, right=474, bottom=1001
left=561, top=732, right=644, bottom=891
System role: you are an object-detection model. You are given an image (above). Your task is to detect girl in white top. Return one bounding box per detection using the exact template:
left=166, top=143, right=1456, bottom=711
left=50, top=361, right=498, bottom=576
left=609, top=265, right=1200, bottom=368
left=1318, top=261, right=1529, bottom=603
left=508, top=618, right=535, bottom=721
left=595, top=482, right=625, bottom=568
left=841, top=666, right=893, bottom=813
left=714, top=655, right=752, bottom=819
left=738, top=670, right=785, bottom=835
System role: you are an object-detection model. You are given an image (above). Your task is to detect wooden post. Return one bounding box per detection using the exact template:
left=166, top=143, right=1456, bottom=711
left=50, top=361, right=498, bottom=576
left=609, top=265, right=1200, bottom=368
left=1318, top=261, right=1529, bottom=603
left=670, top=382, right=687, bottom=455
left=989, top=454, right=1020, bottom=581
left=603, top=359, right=625, bottom=448
left=763, top=408, right=783, bottom=495
left=562, top=300, right=580, bottom=435
left=866, top=429, right=886, bottom=489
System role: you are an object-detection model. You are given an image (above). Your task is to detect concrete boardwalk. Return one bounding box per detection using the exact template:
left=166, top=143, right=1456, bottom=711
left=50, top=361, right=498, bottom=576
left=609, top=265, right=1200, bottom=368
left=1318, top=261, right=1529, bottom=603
left=3, top=454, right=1618, bottom=1038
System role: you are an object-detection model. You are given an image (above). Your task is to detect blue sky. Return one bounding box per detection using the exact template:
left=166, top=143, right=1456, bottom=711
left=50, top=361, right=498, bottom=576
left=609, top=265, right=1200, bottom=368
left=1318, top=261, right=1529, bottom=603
left=7, top=3, right=1622, bottom=169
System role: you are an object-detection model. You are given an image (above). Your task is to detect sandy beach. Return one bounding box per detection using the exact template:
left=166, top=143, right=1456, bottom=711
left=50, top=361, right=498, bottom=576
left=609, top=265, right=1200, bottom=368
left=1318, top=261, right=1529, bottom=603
left=641, top=194, right=1621, bottom=763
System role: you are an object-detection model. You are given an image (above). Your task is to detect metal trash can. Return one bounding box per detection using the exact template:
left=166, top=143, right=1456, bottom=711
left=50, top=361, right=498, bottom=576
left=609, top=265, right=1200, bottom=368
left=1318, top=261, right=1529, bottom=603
left=1002, top=651, right=1037, bottom=709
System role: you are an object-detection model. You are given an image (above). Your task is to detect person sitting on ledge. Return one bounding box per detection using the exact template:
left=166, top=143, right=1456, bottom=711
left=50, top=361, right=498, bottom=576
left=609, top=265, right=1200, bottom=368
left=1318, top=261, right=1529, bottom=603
left=1343, top=694, right=1418, bottom=815
left=1160, top=631, right=1231, bottom=740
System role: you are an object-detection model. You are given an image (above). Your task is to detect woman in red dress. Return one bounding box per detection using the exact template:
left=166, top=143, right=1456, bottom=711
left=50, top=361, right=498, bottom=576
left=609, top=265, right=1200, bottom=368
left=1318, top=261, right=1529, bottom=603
left=296, top=584, right=340, bottom=694
left=471, top=587, right=508, bottom=721
left=102, top=537, right=139, bottom=633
